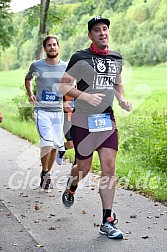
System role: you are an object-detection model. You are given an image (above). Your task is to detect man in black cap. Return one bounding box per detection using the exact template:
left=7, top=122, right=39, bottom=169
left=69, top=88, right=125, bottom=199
left=60, top=16, right=132, bottom=239
left=88, top=16, right=110, bottom=32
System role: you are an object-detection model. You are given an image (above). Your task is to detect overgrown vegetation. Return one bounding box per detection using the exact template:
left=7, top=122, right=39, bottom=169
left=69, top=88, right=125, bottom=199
left=115, top=95, right=167, bottom=203
left=0, top=0, right=15, bottom=49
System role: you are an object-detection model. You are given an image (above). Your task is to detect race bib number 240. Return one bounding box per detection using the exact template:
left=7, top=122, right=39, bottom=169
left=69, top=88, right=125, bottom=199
left=41, top=91, right=60, bottom=102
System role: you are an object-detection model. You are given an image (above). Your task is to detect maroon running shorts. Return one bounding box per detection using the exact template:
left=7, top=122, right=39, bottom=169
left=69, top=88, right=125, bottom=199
left=71, top=111, right=118, bottom=160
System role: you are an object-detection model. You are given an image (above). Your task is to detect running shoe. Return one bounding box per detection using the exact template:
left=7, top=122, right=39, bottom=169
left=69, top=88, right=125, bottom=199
left=62, top=189, right=74, bottom=208
left=56, top=150, right=65, bottom=165
left=40, top=172, right=53, bottom=190
left=99, top=213, right=123, bottom=239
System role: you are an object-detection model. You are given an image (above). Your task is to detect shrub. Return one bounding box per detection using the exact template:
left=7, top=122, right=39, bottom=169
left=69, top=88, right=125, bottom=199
left=13, top=94, right=34, bottom=121
left=119, top=109, right=167, bottom=173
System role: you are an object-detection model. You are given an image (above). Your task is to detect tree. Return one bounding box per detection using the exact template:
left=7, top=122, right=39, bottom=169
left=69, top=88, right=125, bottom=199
left=0, top=0, right=15, bottom=48
left=36, top=0, right=50, bottom=59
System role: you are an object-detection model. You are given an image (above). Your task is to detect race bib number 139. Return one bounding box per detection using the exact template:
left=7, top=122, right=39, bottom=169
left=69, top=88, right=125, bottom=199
left=88, top=113, right=112, bottom=132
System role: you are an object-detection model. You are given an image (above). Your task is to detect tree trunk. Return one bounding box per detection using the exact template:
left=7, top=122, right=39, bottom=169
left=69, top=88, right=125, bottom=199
left=36, top=0, right=50, bottom=60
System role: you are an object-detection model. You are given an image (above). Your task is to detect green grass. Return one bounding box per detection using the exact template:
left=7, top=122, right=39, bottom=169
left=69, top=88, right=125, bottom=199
left=0, top=69, right=26, bottom=100
left=0, top=66, right=166, bottom=204
left=0, top=68, right=39, bottom=143
left=0, top=102, right=39, bottom=143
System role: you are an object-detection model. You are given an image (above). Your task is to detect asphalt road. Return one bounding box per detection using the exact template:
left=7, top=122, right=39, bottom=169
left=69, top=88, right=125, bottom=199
left=0, top=127, right=167, bottom=252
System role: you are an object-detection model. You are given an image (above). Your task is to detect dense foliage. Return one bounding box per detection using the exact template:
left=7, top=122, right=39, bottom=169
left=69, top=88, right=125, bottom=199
left=0, top=0, right=15, bottom=49
left=0, top=0, right=167, bottom=70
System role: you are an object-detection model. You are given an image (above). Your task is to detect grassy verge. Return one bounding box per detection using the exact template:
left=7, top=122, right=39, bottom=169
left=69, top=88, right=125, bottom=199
left=0, top=66, right=166, bottom=204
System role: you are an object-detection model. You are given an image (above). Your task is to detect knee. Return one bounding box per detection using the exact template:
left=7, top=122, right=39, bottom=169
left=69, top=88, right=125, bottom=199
left=102, top=163, right=116, bottom=177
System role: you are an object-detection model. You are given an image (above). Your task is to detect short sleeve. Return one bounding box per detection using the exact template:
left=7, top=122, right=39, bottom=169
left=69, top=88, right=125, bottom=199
left=25, top=62, right=36, bottom=80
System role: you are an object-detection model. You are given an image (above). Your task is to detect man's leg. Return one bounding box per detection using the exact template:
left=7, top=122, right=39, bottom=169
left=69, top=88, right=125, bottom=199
left=41, top=146, right=54, bottom=172
left=62, top=157, right=92, bottom=208
left=56, top=139, right=73, bottom=165
left=40, top=146, right=55, bottom=189
left=62, top=123, right=93, bottom=207
left=98, top=147, right=117, bottom=211
left=98, top=147, right=123, bottom=239
left=48, top=149, right=57, bottom=171
left=70, top=157, right=93, bottom=185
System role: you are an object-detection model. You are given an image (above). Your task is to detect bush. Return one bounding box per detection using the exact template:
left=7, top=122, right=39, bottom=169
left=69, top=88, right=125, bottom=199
left=149, top=110, right=167, bottom=173
left=9, top=62, right=21, bottom=70
left=119, top=109, right=167, bottom=173
left=13, top=94, right=34, bottom=121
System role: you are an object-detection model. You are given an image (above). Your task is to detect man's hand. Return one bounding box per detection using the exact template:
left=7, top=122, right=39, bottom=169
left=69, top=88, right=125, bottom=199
left=83, top=93, right=106, bottom=106
left=29, top=95, right=37, bottom=104
left=119, top=100, right=132, bottom=112
left=63, top=101, right=73, bottom=112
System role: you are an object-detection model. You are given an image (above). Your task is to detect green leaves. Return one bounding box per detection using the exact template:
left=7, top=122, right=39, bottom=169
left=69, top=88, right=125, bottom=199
left=0, top=0, right=15, bottom=49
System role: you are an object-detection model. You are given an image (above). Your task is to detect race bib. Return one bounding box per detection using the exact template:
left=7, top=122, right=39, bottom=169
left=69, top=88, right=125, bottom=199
left=88, top=113, right=112, bottom=132
left=41, top=91, right=60, bottom=103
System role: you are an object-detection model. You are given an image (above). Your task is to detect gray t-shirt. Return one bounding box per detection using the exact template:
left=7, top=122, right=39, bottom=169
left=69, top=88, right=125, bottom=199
left=26, top=59, right=67, bottom=112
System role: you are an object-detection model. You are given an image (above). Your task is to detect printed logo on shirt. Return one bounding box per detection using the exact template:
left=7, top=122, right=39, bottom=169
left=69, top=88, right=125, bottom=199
left=92, top=58, right=118, bottom=90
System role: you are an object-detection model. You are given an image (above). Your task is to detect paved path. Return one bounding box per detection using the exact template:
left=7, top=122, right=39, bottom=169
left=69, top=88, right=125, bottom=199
left=0, top=127, right=167, bottom=252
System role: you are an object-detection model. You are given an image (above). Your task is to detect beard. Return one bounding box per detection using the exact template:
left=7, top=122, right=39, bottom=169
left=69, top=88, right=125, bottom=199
left=47, top=52, right=59, bottom=58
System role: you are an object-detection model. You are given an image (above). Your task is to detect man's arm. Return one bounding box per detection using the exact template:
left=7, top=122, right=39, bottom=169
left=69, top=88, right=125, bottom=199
left=25, top=78, right=37, bottom=103
left=114, top=74, right=132, bottom=112
left=60, top=72, right=83, bottom=99
left=60, top=72, right=105, bottom=107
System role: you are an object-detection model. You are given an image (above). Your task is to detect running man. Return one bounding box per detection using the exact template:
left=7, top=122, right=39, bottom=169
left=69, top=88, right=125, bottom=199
left=60, top=16, right=132, bottom=239
left=25, top=35, right=66, bottom=190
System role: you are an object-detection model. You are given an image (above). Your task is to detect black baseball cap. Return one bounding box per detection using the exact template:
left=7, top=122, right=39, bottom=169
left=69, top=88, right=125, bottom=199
left=88, top=16, right=110, bottom=32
